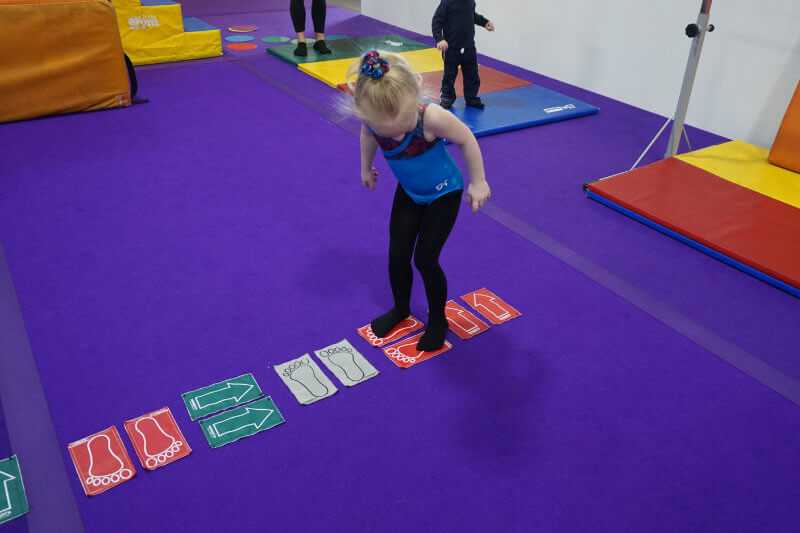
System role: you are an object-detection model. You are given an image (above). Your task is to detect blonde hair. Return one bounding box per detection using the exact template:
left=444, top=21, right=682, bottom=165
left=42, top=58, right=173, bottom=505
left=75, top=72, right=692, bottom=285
left=346, top=51, right=423, bottom=120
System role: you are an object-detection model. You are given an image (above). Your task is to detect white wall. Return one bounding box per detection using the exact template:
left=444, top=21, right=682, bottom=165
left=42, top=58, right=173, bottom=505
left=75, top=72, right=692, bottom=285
left=363, top=0, right=800, bottom=147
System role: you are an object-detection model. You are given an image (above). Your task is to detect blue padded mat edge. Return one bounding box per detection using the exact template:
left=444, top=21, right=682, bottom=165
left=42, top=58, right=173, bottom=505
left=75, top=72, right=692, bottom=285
left=450, top=85, right=599, bottom=138
left=584, top=189, right=800, bottom=298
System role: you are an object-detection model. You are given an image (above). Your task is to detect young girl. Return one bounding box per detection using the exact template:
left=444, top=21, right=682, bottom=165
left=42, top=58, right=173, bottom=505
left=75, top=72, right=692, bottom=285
left=348, top=51, right=491, bottom=351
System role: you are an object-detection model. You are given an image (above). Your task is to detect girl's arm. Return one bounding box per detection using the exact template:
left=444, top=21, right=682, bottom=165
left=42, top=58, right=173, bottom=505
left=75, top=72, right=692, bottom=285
left=360, top=123, right=379, bottom=190
left=424, top=104, right=491, bottom=212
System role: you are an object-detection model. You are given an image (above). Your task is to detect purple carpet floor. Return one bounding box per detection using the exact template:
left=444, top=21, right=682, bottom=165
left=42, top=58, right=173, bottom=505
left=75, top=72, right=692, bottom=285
left=0, top=6, right=798, bottom=533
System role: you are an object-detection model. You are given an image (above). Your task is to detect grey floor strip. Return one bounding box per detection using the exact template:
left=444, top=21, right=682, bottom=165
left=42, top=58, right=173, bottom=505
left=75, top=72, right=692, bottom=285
left=207, top=54, right=800, bottom=407
left=482, top=203, right=800, bottom=408
left=0, top=245, right=85, bottom=533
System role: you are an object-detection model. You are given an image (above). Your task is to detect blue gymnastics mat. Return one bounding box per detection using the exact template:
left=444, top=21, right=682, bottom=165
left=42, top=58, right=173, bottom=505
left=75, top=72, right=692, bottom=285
left=184, top=17, right=218, bottom=32
left=450, top=85, right=599, bottom=138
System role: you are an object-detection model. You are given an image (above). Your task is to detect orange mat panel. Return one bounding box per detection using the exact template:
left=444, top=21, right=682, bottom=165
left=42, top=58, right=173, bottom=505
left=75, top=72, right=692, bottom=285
left=0, top=0, right=131, bottom=123
left=769, top=82, right=800, bottom=173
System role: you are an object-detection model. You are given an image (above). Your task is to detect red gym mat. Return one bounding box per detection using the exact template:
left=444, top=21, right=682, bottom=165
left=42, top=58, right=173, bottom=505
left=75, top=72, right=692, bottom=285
left=338, top=65, right=530, bottom=97
left=586, top=158, right=800, bottom=293
left=419, top=65, right=531, bottom=97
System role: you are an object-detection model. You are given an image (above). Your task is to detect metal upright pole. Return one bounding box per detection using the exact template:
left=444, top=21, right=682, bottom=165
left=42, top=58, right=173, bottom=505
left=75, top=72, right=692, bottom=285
left=631, top=0, right=716, bottom=169
left=665, top=0, right=715, bottom=157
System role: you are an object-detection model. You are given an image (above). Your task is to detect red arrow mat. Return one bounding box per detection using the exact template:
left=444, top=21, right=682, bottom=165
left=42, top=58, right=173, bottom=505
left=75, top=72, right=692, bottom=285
left=461, top=288, right=522, bottom=325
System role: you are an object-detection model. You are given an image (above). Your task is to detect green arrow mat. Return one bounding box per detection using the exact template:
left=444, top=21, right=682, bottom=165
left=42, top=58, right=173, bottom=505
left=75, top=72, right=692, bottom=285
left=182, top=373, right=263, bottom=421
left=0, top=455, right=29, bottom=525
left=199, top=397, right=285, bottom=448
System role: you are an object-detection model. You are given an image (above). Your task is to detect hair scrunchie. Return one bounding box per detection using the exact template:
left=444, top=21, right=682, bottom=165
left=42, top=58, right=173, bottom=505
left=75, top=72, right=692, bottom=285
left=360, top=50, right=390, bottom=80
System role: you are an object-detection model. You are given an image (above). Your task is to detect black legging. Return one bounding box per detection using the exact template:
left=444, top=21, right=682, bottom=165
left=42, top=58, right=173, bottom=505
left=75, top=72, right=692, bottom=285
left=388, top=185, right=462, bottom=321
left=290, top=0, right=326, bottom=34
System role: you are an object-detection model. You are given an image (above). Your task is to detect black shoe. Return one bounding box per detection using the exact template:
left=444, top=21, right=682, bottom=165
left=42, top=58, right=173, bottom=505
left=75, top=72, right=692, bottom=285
left=293, top=42, right=308, bottom=57
left=370, top=308, right=411, bottom=338
left=440, top=99, right=454, bottom=110
left=466, top=99, right=485, bottom=110
left=416, top=317, right=448, bottom=352
left=313, top=40, right=332, bottom=54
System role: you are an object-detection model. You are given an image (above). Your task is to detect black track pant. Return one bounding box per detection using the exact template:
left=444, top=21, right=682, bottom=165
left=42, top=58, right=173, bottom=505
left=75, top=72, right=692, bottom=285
left=441, top=45, right=480, bottom=102
left=387, top=185, right=462, bottom=321
left=290, top=0, right=327, bottom=34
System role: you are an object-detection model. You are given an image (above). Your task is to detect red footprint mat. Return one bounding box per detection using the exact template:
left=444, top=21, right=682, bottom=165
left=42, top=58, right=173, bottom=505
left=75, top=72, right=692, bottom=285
left=357, top=316, right=424, bottom=347
left=124, top=407, right=192, bottom=471
left=461, top=288, right=521, bottom=325
left=445, top=300, right=490, bottom=339
left=382, top=333, right=453, bottom=369
left=68, top=426, right=136, bottom=496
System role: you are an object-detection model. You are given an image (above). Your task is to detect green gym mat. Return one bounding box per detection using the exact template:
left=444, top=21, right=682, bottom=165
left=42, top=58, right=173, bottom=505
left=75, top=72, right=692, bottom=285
left=261, top=35, right=291, bottom=43
left=267, top=34, right=430, bottom=65
left=289, top=34, right=349, bottom=44
left=355, top=35, right=430, bottom=53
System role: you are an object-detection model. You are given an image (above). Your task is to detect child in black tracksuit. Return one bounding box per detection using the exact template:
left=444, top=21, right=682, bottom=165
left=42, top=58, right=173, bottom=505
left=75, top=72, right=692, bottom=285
left=432, top=0, right=495, bottom=110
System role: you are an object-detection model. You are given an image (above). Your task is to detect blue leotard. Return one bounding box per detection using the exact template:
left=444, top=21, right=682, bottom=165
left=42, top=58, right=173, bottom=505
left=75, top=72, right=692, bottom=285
left=372, top=106, right=464, bottom=205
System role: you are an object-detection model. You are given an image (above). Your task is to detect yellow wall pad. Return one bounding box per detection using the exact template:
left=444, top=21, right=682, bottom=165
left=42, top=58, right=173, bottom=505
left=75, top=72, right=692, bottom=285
left=677, top=140, right=800, bottom=210
left=298, top=48, right=444, bottom=88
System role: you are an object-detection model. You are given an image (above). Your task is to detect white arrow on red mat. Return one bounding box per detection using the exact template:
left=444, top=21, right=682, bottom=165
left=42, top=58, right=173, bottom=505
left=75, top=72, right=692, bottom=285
left=470, top=293, right=511, bottom=321
left=446, top=303, right=482, bottom=334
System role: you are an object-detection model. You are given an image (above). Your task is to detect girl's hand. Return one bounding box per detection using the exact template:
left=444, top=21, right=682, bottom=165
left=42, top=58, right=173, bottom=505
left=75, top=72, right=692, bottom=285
left=486, top=21, right=495, bottom=32
left=362, top=167, right=378, bottom=190
left=466, top=180, right=491, bottom=213
left=436, top=40, right=449, bottom=52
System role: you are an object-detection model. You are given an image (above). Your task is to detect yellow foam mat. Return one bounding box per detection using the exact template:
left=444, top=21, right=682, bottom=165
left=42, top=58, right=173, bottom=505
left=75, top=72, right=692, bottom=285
left=677, top=140, right=800, bottom=209
left=126, top=29, right=222, bottom=65
left=114, top=2, right=222, bottom=65
left=298, top=48, right=444, bottom=88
